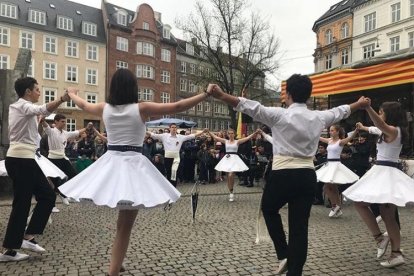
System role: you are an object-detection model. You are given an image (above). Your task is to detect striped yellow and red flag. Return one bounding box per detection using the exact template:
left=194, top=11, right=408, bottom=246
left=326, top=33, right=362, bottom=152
left=236, top=87, right=247, bottom=138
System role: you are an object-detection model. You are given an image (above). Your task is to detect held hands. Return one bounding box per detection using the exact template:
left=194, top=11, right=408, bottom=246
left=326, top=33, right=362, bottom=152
left=355, top=122, right=364, bottom=130
left=357, top=96, right=371, bottom=109
left=66, top=87, right=79, bottom=97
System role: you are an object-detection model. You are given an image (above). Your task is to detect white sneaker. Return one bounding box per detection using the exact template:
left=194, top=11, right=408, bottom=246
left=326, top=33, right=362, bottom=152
left=21, top=239, right=46, bottom=253
left=229, top=193, right=234, bottom=202
left=0, top=250, right=29, bottom=262
left=328, top=206, right=341, bottom=218
left=383, top=230, right=402, bottom=237
left=52, top=207, right=60, bottom=213
left=376, top=216, right=382, bottom=223
left=333, top=209, right=343, bottom=218
left=60, top=195, right=70, bottom=206
left=276, top=258, right=287, bottom=274
left=377, top=235, right=390, bottom=259
left=380, top=254, right=405, bottom=268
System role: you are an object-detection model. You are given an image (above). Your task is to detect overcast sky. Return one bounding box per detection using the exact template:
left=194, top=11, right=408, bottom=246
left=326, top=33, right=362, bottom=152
left=71, top=0, right=340, bottom=89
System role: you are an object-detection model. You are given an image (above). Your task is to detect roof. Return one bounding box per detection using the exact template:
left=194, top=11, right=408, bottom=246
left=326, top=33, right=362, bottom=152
left=312, top=0, right=356, bottom=31
left=0, top=0, right=106, bottom=43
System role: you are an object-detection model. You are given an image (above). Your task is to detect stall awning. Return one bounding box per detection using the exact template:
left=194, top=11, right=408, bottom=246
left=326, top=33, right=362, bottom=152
left=281, top=58, right=414, bottom=100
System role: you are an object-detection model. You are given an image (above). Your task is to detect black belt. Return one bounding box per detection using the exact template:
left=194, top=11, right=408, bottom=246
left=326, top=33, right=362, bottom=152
left=328, top=159, right=341, bottom=162
left=226, top=152, right=237, bottom=154
left=108, top=145, right=142, bottom=152
left=375, top=160, right=401, bottom=169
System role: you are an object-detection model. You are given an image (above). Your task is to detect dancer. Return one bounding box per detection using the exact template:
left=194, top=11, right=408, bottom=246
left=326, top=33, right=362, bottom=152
left=58, top=69, right=212, bottom=276
left=344, top=102, right=414, bottom=268
left=39, top=114, right=86, bottom=205
left=317, top=125, right=359, bottom=218
left=207, top=128, right=258, bottom=201
left=0, top=77, right=69, bottom=262
left=209, top=75, right=369, bottom=275
left=148, top=124, right=205, bottom=187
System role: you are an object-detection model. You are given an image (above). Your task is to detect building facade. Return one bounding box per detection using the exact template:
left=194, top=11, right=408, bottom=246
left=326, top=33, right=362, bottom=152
left=0, top=0, right=107, bottom=131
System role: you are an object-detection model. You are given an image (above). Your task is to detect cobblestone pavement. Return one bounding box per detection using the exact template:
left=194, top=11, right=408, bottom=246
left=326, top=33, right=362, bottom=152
left=0, top=181, right=413, bottom=275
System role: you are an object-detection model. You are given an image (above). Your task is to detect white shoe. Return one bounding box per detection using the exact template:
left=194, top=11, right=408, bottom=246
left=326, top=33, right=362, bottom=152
left=376, top=235, right=390, bottom=259
left=383, top=230, right=402, bottom=237
left=0, top=250, right=29, bottom=262
left=21, top=239, right=46, bottom=253
left=276, top=258, right=287, bottom=275
left=328, top=206, right=341, bottom=218
left=60, top=195, right=70, bottom=206
left=52, top=207, right=60, bottom=213
left=380, top=254, right=405, bottom=268
left=333, top=209, right=343, bottom=218
left=229, top=193, right=234, bottom=202
left=376, top=216, right=382, bottom=223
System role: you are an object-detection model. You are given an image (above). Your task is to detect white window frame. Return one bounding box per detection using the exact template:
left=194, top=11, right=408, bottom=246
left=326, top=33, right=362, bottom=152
left=66, top=100, right=77, bottom=108
left=116, top=36, right=128, bottom=52
left=205, top=119, right=209, bottom=129
left=117, top=11, right=128, bottom=26
left=161, top=70, right=170, bottom=83
left=57, top=16, right=73, bottom=32
left=43, top=35, right=57, bottom=54
left=66, top=118, right=76, bottom=131
left=86, top=68, right=98, bottom=85
left=205, top=102, right=211, bottom=113
left=163, top=27, right=170, bottom=39
left=20, top=31, right=35, bottom=50
left=325, top=54, right=332, bottom=70
left=161, top=48, right=171, bottom=62
left=143, top=21, right=149, bottom=30
left=0, top=26, right=10, bottom=46
left=136, top=65, right=154, bottom=79
left=364, top=12, right=376, bottom=33
left=27, top=59, right=34, bottom=77
left=391, top=3, right=401, bottom=23
left=0, top=3, right=17, bottom=19
left=29, top=9, right=46, bottom=25
left=0, top=54, right=9, bottom=69
left=139, top=88, right=153, bottom=101
left=161, top=92, right=170, bottom=103
left=341, top=48, right=349, bottom=65
left=196, top=102, right=203, bottom=112
left=180, top=61, right=187, bottom=73
left=190, top=64, right=196, bottom=74
left=86, top=44, right=99, bottom=61
left=363, top=43, right=375, bottom=59
left=116, top=60, right=128, bottom=69
left=186, top=43, right=194, bottom=55
left=136, top=42, right=154, bottom=57
left=86, top=92, right=97, bottom=103
left=325, top=29, right=333, bottom=44
left=82, top=22, right=97, bottom=37
left=390, top=36, right=400, bottom=52
left=66, top=40, right=79, bottom=58
left=180, top=78, right=187, bottom=91
left=43, top=88, right=56, bottom=103
left=409, top=32, right=414, bottom=48
left=65, top=65, right=78, bottom=83
left=188, top=80, right=197, bottom=93
left=43, top=61, right=57, bottom=80
left=411, top=0, right=414, bottom=17
left=341, top=23, right=349, bottom=38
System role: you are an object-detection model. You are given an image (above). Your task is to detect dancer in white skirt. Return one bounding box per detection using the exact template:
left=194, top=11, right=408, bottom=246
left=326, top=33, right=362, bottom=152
left=207, top=128, right=258, bottom=201
left=317, top=125, right=359, bottom=218
left=343, top=101, right=414, bottom=268
left=58, top=69, right=213, bottom=276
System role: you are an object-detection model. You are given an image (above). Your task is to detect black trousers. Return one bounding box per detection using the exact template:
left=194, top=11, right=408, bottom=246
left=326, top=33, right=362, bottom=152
left=48, top=158, right=77, bottom=198
left=3, top=157, right=56, bottom=249
left=164, top=157, right=177, bottom=187
left=262, top=169, right=316, bottom=276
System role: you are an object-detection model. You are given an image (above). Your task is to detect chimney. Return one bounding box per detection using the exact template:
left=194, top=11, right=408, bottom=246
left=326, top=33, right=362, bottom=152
left=191, top=38, right=197, bottom=45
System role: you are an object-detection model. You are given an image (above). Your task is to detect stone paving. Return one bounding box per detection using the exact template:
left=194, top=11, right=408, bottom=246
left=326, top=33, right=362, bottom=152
left=0, top=181, right=413, bottom=275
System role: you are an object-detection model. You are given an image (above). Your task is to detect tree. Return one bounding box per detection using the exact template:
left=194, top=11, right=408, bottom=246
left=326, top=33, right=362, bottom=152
left=176, top=0, right=280, bottom=128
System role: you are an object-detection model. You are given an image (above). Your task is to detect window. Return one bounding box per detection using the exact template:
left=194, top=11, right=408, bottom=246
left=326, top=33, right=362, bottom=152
left=86, top=93, right=97, bottom=103
left=44, top=36, right=57, bottom=54
left=136, top=42, right=154, bottom=56
left=205, top=102, right=211, bottom=113
left=27, top=59, right=34, bottom=77
left=341, top=23, right=349, bottom=39
left=161, top=49, right=171, bottom=62
left=206, top=68, right=211, bottom=76
left=205, top=119, right=209, bottom=129
left=220, top=121, right=225, bottom=130
left=188, top=81, right=197, bottom=93
left=136, top=65, right=154, bottom=79
left=391, top=3, right=401, bottom=23
left=161, top=92, right=170, bottom=103
left=65, top=65, right=78, bottom=82
left=20, top=31, right=34, bottom=50
left=57, top=16, right=73, bottom=31
left=0, top=3, right=17, bottom=19
left=161, top=71, right=170, bottom=83
left=390, top=36, right=400, bottom=52
left=0, top=54, right=9, bottom=69
left=116, top=60, right=128, bottom=69
left=325, top=54, right=332, bottom=70
left=364, top=12, right=376, bottom=33
left=87, top=44, right=98, bottom=61
left=180, top=78, right=187, bottom=91
left=190, top=64, right=196, bottom=74
left=325, top=29, right=333, bottom=44
left=43, top=88, right=56, bottom=103
left=29, top=9, right=46, bottom=25
left=86, top=68, right=98, bottom=85
left=411, top=0, right=414, bottom=17
left=66, top=40, right=78, bottom=57
left=143, top=21, right=149, bottom=30
left=139, top=88, right=153, bottom=101
left=82, top=22, right=97, bottom=36
left=186, top=43, right=194, bottom=55
left=43, top=61, right=57, bottom=80
left=117, top=11, right=127, bottom=26
left=198, top=66, right=204, bottom=76
left=363, top=43, right=375, bottom=59
left=341, top=48, right=349, bottom=65
left=66, top=100, right=76, bottom=108
left=196, top=102, right=203, bottom=112
left=214, top=120, right=219, bottom=131
left=163, top=27, right=170, bottom=39
left=0, top=26, right=9, bottom=46
left=409, top=32, right=414, bottom=47
left=116, top=37, right=128, bottom=52
left=66, top=119, right=76, bottom=131
left=180, top=61, right=187, bottom=73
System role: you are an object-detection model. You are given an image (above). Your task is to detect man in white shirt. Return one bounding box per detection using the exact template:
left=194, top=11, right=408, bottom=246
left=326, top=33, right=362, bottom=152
left=40, top=114, right=85, bottom=206
left=148, top=124, right=205, bottom=187
left=0, top=77, right=69, bottom=262
left=209, top=75, right=369, bottom=275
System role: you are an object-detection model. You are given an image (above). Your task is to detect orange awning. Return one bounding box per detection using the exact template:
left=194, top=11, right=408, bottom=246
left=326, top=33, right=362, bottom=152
left=281, top=58, right=414, bottom=101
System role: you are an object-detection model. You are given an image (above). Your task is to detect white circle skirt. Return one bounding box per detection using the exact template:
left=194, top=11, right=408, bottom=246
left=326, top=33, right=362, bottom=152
left=214, top=153, right=248, bottom=172
left=34, top=154, right=67, bottom=180
left=59, top=150, right=181, bottom=209
left=316, top=161, right=359, bottom=184
left=342, top=164, right=414, bottom=206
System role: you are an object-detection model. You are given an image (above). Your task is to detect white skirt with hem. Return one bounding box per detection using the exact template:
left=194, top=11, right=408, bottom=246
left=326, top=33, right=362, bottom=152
left=214, top=153, right=248, bottom=172
left=316, top=161, right=359, bottom=184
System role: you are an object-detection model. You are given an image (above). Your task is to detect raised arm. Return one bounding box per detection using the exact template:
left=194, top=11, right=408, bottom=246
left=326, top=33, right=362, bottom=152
left=67, top=87, right=105, bottom=117
left=207, top=130, right=226, bottom=144
left=93, top=128, right=107, bottom=143
left=319, top=137, right=330, bottom=144
left=237, top=130, right=258, bottom=145
left=339, top=129, right=358, bottom=147
left=365, top=105, right=398, bottom=141
left=355, top=122, right=369, bottom=132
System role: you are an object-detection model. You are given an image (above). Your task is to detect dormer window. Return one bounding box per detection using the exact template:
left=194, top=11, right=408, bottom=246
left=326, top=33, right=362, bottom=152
left=29, top=9, right=46, bottom=25
left=186, top=43, right=194, bottom=55
left=0, top=3, right=17, bottom=19
left=57, top=16, right=73, bottom=31
left=82, top=22, right=97, bottom=36
left=163, top=25, right=171, bottom=39
left=117, top=11, right=127, bottom=26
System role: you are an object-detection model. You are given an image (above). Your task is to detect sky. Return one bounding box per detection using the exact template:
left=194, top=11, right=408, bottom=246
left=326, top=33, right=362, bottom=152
left=71, top=0, right=341, bottom=89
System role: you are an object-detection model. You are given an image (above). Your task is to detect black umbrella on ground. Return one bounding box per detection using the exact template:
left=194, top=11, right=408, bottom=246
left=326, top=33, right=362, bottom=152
left=190, top=181, right=200, bottom=223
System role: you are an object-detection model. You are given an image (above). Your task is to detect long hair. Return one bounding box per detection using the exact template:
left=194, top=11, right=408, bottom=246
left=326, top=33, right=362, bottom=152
left=107, top=69, right=139, bottom=105
left=330, top=124, right=345, bottom=139
left=378, top=102, right=408, bottom=145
